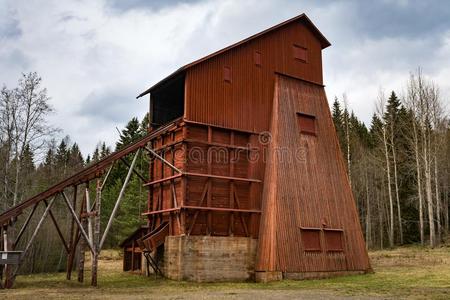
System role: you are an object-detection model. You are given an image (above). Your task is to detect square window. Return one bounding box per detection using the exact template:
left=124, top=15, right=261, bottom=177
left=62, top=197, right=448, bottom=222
left=297, top=113, right=316, bottom=135
left=223, top=66, right=232, bottom=83
left=293, top=44, right=308, bottom=62
left=324, top=229, right=344, bottom=252
left=301, top=228, right=321, bottom=251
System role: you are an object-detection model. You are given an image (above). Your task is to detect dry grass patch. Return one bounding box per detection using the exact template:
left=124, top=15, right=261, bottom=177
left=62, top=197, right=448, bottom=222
left=1, top=245, right=450, bottom=299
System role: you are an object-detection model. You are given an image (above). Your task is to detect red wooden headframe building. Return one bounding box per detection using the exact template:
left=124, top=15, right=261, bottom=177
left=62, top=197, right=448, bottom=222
left=135, top=13, right=371, bottom=281
left=0, top=13, right=371, bottom=286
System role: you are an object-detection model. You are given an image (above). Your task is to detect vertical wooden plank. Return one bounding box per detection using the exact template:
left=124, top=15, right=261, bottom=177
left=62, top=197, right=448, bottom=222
left=228, top=131, right=235, bottom=236
left=207, top=126, right=212, bottom=235
left=77, top=183, right=88, bottom=283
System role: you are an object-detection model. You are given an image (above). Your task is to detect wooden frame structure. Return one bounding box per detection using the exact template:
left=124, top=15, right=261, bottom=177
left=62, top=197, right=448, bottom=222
left=0, top=120, right=180, bottom=288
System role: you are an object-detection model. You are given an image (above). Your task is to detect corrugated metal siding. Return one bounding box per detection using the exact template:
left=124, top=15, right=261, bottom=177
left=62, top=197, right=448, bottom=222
left=184, top=21, right=323, bottom=133
left=256, top=75, right=371, bottom=273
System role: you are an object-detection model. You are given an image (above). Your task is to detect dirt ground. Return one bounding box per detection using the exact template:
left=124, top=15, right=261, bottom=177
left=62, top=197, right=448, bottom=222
left=1, top=246, right=450, bottom=299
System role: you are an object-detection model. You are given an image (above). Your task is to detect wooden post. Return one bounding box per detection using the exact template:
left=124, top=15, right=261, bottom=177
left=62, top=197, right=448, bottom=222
left=66, top=185, right=77, bottom=280
left=91, top=179, right=101, bottom=286
left=207, top=126, right=212, bottom=235
left=2, top=226, right=13, bottom=288
left=9, top=197, right=56, bottom=285
left=77, top=183, right=88, bottom=283
left=99, top=150, right=139, bottom=250
left=131, top=240, right=135, bottom=271
left=0, top=227, right=3, bottom=289
left=85, top=185, right=93, bottom=262
left=4, top=229, right=14, bottom=289
left=229, top=131, right=235, bottom=236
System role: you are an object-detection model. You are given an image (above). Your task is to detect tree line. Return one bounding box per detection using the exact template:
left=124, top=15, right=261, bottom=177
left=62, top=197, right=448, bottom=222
left=332, top=69, right=449, bottom=248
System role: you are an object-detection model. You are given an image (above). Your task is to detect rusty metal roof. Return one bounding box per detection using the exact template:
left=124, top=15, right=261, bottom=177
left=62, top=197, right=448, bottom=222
left=136, top=13, right=330, bottom=99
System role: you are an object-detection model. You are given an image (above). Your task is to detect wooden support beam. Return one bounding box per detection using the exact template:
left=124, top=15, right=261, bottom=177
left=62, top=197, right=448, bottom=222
left=66, top=185, right=77, bottom=280
left=67, top=187, right=82, bottom=281
left=61, top=191, right=95, bottom=254
left=142, top=207, right=180, bottom=216
left=85, top=186, right=94, bottom=251
left=143, top=173, right=182, bottom=187
left=233, top=189, right=249, bottom=237
left=11, top=197, right=56, bottom=280
left=14, top=203, right=39, bottom=248
left=77, top=184, right=88, bottom=283
left=144, top=146, right=182, bottom=174
left=100, top=164, right=114, bottom=191
left=185, top=138, right=251, bottom=151
left=91, top=179, right=101, bottom=286
left=207, top=126, right=212, bottom=236
left=187, top=182, right=209, bottom=236
left=99, top=149, right=139, bottom=250
left=229, top=132, right=235, bottom=236
left=184, top=172, right=261, bottom=183
left=120, top=157, right=147, bottom=182
left=183, top=206, right=261, bottom=214
left=143, top=172, right=260, bottom=187
left=43, top=199, right=70, bottom=253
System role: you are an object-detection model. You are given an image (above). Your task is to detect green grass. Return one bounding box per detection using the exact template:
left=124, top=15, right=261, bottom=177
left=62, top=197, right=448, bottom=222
left=2, top=246, right=450, bottom=299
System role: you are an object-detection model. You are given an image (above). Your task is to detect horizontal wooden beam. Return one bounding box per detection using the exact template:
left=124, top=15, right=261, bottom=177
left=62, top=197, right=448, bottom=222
left=153, top=139, right=184, bottom=152
left=142, top=174, right=183, bottom=187
left=182, top=206, right=261, bottom=214
left=142, top=206, right=261, bottom=216
left=185, top=139, right=251, bottom=151
left=142, top=208, right=180, bottom=216
left=184, top=119, right=259, bottom=135
left=143, top=172, right=261, bottom=187
left=185, top=172, right=261, bottom=183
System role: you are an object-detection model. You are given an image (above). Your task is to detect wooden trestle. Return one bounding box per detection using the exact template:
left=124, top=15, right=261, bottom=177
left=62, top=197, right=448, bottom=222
left=0, top=117, right=266, bottom=288
left=0, top=119, right=181, bottom=288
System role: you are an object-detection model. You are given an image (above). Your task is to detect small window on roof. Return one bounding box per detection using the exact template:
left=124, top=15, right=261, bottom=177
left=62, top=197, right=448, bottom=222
left=223, top=66, right=232, bottom=83
left=293, top=44, right=308, bottom=63
left=254, top=51, right=262, bottom=66
left=297, top=113, right=316, bottom=135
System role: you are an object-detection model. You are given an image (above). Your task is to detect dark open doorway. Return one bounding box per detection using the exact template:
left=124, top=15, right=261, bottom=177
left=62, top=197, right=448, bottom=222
left=150, top=72, right=185, bottom=128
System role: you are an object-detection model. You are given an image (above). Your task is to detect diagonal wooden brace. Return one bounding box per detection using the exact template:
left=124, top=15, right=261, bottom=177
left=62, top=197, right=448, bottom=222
left=61, top=191, right=95, bottom=255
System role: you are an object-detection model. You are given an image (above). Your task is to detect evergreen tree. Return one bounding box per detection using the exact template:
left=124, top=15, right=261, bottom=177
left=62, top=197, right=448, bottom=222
left=68, top=142, right=84, bottom=172
left=100, top=142, right=111, bottom=158
left=116, top=117, right=143, bottom=151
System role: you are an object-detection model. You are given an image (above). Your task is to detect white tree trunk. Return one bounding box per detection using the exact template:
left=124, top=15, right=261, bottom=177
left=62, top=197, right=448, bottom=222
left=391, top=139, right=403, bottom=244
left=412, top=120, right=424, bottom=245
left=382, top=124, right=395, bottom=247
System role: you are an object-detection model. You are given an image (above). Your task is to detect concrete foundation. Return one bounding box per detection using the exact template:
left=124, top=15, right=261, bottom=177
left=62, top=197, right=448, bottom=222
left=255, top=271, right=283, bottom=283
left=164, top=235, right=257, bottom=282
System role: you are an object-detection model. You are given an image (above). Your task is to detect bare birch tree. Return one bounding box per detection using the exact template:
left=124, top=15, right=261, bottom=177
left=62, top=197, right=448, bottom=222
left=376, top=90, right=395, bottom=247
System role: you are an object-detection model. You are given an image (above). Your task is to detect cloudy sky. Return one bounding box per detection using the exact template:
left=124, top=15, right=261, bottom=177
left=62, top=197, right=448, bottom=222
left=1, top=0, right=449, bottom=155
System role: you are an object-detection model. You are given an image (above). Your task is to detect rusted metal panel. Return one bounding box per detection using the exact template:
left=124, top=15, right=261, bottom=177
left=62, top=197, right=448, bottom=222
left=184, top=20, right=324, bottom=133
left=136, top=13, right=330, bottom=99
left=256, top=74, right=371, bottom=273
